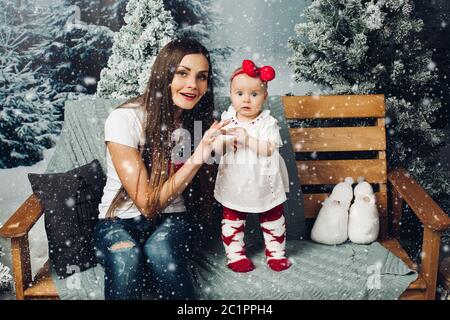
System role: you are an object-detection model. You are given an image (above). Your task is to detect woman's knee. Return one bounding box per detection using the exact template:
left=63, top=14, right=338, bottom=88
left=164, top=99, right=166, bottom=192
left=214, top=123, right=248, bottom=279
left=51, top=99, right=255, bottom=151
left=143, top=216, right=196, bottom=268
left=144, top=238, right=192, bottom=270
left=104, top=240, right=143, bottom=271
left=143, top=237, right=172, bottom=265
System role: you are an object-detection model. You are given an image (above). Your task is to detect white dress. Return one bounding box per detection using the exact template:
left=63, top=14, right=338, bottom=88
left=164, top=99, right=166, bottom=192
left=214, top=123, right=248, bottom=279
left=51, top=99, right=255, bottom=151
left=214, top=105, right=289, bottom=213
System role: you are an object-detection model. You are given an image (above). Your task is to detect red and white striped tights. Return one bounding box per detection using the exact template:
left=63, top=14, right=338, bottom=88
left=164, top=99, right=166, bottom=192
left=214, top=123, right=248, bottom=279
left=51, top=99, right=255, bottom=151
left=221, top=204, right=291, bottom=272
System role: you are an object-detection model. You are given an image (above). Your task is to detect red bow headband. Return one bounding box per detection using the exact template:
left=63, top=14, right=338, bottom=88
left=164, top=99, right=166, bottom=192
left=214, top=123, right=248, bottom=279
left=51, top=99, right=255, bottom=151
left=231, top=60, right=276, bottom=83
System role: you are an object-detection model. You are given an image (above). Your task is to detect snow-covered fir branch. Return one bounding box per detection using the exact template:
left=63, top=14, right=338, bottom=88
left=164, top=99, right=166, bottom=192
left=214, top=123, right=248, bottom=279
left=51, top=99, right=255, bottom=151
left=96, top=0, right=175, bottom=98
left=0, top=246, right=12, bottom=291
left=0, top=0, right=116, bottom=168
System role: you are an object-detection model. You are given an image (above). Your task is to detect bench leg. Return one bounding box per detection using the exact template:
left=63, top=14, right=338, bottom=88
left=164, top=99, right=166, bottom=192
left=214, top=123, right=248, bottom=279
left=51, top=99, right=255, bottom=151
left=421, top=227, right=441, bottom=300
left=11, top=236, right=32, bottom=300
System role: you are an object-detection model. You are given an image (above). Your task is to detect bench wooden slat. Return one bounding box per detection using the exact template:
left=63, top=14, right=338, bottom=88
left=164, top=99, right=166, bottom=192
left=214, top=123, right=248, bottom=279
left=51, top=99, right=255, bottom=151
left=283, top=94, right=385, bottom=119
left=297, top=159, right=387, bottom=185
left=289, top=127, right=386, bottom=152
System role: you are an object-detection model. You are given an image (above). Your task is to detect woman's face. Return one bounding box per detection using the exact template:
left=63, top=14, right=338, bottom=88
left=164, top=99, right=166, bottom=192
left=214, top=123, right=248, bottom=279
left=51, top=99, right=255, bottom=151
left=171, top=53, right=209, bottom=111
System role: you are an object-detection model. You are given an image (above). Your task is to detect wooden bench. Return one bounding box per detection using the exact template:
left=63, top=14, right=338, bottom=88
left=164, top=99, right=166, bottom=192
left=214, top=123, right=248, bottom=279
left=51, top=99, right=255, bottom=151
left=1, top=94, right=449, bottom=300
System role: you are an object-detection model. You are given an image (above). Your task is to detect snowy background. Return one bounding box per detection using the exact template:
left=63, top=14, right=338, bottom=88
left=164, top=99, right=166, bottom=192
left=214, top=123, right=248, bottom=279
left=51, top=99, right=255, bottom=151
left=211, top=0, right=315, bottom=95
left=1, top=0, right=449, bottom=299
left=34, top=0, right=315, bottom=95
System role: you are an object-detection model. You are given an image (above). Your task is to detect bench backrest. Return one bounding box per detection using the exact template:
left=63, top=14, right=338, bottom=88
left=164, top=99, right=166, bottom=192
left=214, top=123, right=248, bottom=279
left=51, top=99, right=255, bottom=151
left=283, top=95, right=388, bottom=240
left=46, top=95, right=388, bottom=240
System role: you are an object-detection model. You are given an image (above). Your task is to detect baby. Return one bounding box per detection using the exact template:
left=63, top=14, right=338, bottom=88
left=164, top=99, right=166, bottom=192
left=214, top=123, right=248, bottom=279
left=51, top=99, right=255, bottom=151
left=213, top=60, right=291, bottom=272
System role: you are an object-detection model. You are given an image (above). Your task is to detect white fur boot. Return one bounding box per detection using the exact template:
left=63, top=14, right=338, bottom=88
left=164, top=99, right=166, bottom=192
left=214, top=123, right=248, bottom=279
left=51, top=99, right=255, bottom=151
left=348, top=178, right=379, bottom=244
left=311, top=177, right=354, bottom=245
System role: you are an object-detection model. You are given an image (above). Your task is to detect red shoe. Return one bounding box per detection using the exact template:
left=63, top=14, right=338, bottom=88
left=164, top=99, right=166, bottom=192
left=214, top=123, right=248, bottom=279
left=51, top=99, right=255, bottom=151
left=267, top=258, right=291, bottom=272
left=227, top=258, right=255, bottom=273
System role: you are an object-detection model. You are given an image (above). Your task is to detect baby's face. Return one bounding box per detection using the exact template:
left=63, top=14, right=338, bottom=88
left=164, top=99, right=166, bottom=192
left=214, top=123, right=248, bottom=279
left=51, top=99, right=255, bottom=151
left=230, top=74, right=267, bottom=121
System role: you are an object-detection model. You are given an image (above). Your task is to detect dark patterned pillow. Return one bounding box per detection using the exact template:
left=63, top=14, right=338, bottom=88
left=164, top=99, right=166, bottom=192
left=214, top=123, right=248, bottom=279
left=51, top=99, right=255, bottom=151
left=28, top=160, right=106, bottom=278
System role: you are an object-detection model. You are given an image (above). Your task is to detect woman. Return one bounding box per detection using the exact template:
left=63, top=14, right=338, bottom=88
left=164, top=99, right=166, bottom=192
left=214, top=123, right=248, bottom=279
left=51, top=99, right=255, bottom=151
left=94, top=38, right=229, bottom=300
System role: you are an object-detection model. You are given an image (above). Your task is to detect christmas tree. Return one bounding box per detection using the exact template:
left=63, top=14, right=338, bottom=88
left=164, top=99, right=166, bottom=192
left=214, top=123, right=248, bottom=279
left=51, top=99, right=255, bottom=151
left=96, top=0, right=176, bottom=98
left=97, top=0, right=232, bottom=98
left=287, top=0, right=450, bottom=216
left=3, top=0, right=48, bottom=53
left=412, top=0, right=450, bottom=129
left=0, top=0, right=62, bottom=168
left=31, top=1, right=114, bottom=95
left=0, top=57, right=61, bottom=168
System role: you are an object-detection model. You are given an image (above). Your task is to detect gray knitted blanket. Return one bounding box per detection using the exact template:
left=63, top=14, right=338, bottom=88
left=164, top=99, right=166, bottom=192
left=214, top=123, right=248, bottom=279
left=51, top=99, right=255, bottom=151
left=52, top=240, right=417, bottom=300
left=47, top=97, right=417, bottom=299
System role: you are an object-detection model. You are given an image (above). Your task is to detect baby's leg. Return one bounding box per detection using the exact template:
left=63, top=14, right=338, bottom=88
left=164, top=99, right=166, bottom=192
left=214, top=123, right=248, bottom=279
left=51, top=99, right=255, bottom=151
left=259, top=204, right=291, bottom=271
left=221, top=207, right=255, bottom=272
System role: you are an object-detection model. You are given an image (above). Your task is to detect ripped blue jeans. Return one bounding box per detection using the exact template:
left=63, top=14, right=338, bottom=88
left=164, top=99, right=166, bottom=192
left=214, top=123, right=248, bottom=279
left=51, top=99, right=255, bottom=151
left=93, top=213, right=198, bottom=300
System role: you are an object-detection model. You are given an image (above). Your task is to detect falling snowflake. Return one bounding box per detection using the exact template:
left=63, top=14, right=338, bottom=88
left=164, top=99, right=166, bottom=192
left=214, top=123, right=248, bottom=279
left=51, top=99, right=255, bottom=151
left=427, top=61, right=437, bottom=71
left=65, top=197, right=76, bottom=208
left=167, top=262, right=176, bottom=272
left=83, top=77, right=97, bottom=86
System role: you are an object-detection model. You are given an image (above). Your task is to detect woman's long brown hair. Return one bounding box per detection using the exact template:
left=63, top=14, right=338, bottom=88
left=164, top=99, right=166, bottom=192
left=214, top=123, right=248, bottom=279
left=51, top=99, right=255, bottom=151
left=105, top=38, right=216, bottom=223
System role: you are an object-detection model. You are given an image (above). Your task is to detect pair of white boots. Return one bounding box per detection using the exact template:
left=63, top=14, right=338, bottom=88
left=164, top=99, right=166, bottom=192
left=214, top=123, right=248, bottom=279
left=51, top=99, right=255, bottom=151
left=311, top=177, right=380, bottom=245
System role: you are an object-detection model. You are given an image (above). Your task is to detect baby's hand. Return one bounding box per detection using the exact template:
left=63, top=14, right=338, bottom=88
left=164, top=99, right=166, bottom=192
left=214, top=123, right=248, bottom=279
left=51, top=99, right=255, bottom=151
left=225, top=127, right=248, bottom=149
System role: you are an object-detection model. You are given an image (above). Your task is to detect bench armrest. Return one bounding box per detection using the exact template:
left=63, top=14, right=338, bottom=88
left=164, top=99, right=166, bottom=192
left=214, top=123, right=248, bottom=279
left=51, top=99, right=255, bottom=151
left=388, top=168, right=450, bottom=232
left=0, top=194, right=44, bottom=238
left=0, top=194, right=43, bottom=299
left=388, top=167, right=450, bottom=299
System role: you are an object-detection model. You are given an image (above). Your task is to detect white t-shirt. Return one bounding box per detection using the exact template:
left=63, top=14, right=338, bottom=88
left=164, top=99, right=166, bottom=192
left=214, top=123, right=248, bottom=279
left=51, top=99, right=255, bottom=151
left=214, top=105, right=289, bottom=213
left=97, top=106, right=186, bottom=219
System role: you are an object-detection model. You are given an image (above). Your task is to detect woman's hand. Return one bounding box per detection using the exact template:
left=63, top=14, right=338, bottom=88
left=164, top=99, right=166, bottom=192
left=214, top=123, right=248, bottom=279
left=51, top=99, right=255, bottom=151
left=224, top=127, right=275, bottom=156
left=226, top=127, right=248, bottom=149
left=193, top=119, right=230, bottom=164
